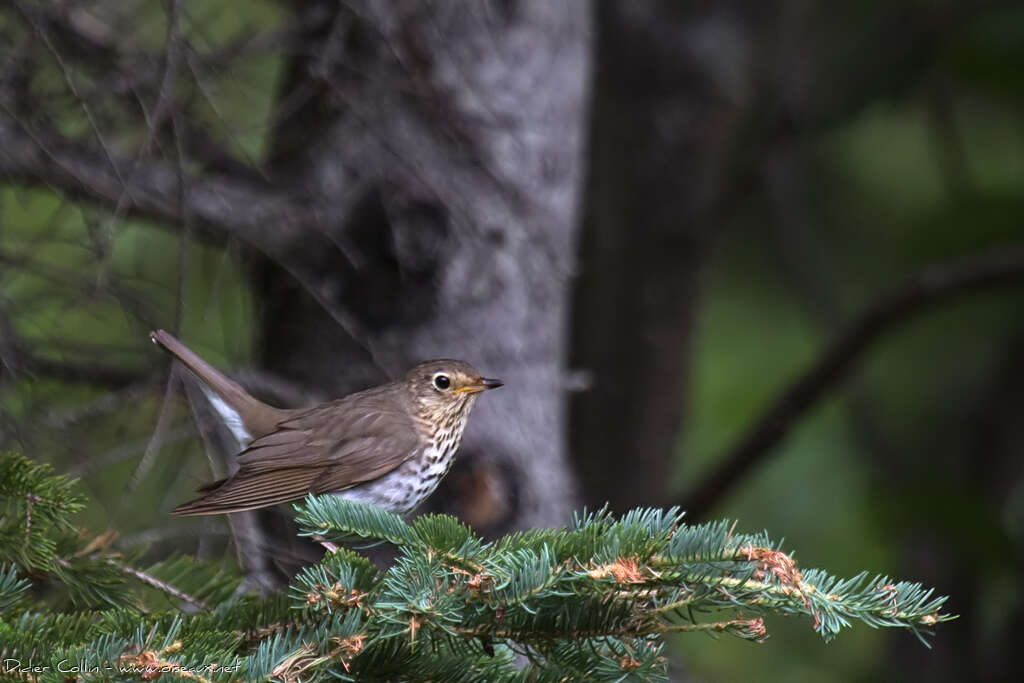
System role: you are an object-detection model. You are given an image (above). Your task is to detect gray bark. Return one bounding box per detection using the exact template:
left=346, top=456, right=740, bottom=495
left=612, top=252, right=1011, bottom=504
left=257, top=0, right=591, bottom=530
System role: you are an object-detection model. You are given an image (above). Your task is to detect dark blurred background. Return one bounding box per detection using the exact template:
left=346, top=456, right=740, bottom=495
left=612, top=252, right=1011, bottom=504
left=1, top=1, right=1022, bottom=680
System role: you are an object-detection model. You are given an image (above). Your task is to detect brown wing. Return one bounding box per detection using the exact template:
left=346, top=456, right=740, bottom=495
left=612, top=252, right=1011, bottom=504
left=172, top=389, right=420, bottom=516
left=171, top=467, right=326, bottom=515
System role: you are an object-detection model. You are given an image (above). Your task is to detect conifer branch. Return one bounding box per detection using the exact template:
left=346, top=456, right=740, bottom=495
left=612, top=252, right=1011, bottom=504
left=0, top=453, right=237, bottom=610
left=0, top=454, right=955, bottom=681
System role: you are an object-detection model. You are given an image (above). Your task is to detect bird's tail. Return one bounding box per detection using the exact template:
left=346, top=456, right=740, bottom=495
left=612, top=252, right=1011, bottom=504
left=150, top=329, right=286, bottom=440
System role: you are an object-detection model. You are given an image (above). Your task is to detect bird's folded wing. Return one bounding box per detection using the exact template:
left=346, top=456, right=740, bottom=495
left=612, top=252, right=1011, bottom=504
left=173, top=391, right=423, bottom=515
left=172, top=434, right=421, bottom=515
left=235, top=397, right=420, bottom=479
left=171, top=466, right=324, bottom=515
left=310, top=439, right=425, bottom=492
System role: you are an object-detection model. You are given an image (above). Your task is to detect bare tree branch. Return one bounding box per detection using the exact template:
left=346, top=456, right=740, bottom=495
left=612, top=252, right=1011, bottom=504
left=0, top=117, right=386, bottom=368
left=0, top=309, right=149, bottom=387
left=40, top=382, right=156, bottom=431
left=0, top=119, right=306, bottom=249
left=681, top=243, right=1024, bottom=518
left=115, top=559, right=208, bottom=610
left=20, top=355, right=150, bottom=387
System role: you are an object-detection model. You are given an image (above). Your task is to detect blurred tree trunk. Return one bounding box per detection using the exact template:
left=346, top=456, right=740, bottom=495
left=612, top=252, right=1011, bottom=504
left=252, top=0, right=590, bottom=532
left=570, top=1, right=774, bottom=510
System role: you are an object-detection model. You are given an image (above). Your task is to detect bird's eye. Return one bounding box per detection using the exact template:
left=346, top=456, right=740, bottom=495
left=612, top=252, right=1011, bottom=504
left=433, top=374, right=451, bottom=390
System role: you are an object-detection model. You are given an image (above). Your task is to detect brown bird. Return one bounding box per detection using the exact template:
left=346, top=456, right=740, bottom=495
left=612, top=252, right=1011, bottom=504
left=150, top=330, right=502, bottom=516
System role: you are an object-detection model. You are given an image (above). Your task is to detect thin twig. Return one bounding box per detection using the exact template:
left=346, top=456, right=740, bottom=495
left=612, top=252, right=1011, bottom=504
left=21, top=354, right=149, bottom=387
left=12, top=0, right=135, bottom=204
left=115, top=560, right=209, bottom=610
left=129, top=362, right=180, bottom=493
left=0, top=116, right=389, bottom=373
left=681, top=243, right=1024, bottom=518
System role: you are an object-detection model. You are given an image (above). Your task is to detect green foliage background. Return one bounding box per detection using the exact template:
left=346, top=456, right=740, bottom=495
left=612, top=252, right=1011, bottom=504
left=676, top=61, right=1024, bottom=683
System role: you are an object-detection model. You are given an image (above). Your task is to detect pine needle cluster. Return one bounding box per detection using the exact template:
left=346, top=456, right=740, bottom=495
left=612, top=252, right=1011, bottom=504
left=0, top=452, right=954, bottom=681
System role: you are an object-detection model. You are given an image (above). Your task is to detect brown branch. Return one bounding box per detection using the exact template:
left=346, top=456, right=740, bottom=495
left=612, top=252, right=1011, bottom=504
left=115, top=560, right=209, bottom=610
left=681, top=244, right=1024, bottom=519
left=21, top=355, right=150, bottom=387
left=29, top=1, right=325, bottom=179
left=0, top=118, right=385, bottom=367
left=0, top=118, right=305, bottom=251
left=0, top=311, right=149, bottom=388
left=21, top=1, right=136, bottom=69
left=41, top=382, right=156, bottom=431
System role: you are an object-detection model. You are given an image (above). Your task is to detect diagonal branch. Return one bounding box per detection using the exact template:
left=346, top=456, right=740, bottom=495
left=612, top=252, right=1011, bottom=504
left=115, top=560, right=209, bottom=610
left=0, top=307, right=150, bottom=388
left=19, top=355, right=150, bottom=388
left=0, top=119, right=308, bottom=250
left=681, top=243, right=1024, bottom=518
left=0, top=118, right=385, bottom=367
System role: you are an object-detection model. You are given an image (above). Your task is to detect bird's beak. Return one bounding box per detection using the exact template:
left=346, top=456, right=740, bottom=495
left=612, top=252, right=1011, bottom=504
left=457, top=378, right=504, bottom=393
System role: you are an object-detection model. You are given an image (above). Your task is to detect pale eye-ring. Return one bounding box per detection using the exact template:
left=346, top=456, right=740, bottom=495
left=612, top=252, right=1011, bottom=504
left=433, top=373, right=451, bottom=390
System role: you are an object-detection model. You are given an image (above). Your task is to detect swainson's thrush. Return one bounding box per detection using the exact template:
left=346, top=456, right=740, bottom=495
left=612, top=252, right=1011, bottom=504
left=150, top=330, right=502, bottom=516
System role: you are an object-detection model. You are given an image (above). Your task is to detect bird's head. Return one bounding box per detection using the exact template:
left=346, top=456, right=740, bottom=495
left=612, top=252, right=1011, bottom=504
left=404, top=359, right=503, bottom=415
